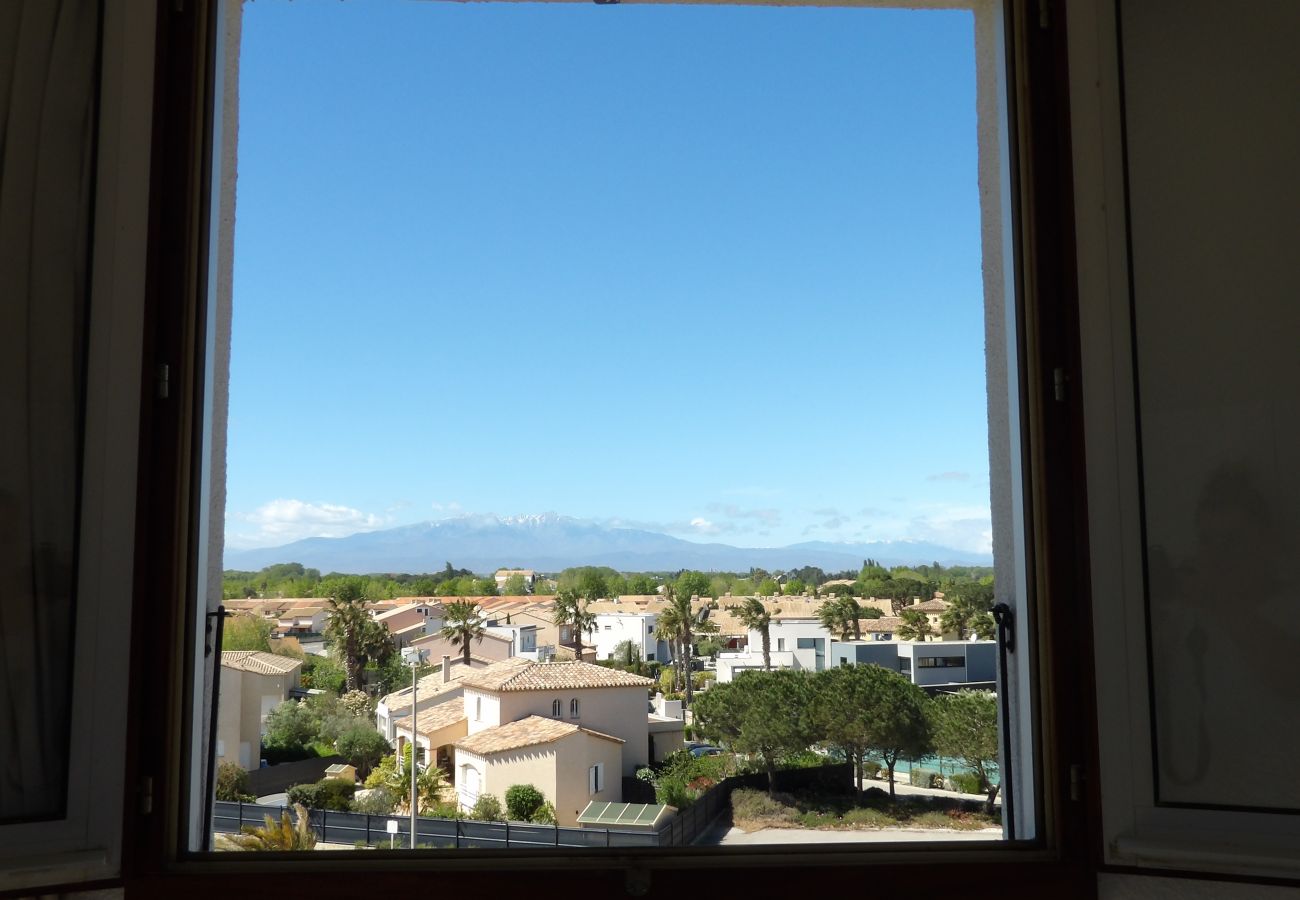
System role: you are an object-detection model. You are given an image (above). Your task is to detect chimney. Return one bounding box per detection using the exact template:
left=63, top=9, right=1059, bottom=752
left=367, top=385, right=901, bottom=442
left=441, top=655, right=451, bottom=683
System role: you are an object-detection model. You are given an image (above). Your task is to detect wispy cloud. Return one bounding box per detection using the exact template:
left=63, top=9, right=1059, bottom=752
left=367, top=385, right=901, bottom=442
left=226, top=499, right=391, bottom=549
left=926, top=471, right=971, bottom=482
left=431, top=500, right=463, bottom=515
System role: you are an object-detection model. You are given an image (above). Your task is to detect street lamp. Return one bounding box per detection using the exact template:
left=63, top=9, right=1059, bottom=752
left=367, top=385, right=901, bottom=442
left=400, top=646, right=428, bottom=849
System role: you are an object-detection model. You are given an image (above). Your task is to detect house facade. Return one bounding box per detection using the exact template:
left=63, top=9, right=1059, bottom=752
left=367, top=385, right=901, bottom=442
left=829, top=640, right=998, bottom=692
left=215, top=651, right=303, bottom=770
left=583, top=611, right=668, bottom=663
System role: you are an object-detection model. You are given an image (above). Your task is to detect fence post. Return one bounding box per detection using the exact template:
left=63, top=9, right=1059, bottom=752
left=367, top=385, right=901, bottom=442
left=555, top=823, right=560, bottom=847
left=237, top=799, right=242, bottom=829
left=321, top=809, right=327, bottom=843
left=455, top=818, right=460, bottom=850
left=606, top=828, right=611, bottom=848
left=365, top=813, right=370, bottom=846
left=504, top=820, right=510, bottom=849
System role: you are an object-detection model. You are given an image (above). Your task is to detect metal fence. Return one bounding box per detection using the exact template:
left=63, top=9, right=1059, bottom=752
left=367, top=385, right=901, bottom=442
left=214, top=801, right=659, bottom=849
left=214, top=762, right=851, bottom=851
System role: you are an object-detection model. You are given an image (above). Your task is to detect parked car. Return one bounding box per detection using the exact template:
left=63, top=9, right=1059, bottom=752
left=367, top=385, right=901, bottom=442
left=688, top=745, right=723, bottom=758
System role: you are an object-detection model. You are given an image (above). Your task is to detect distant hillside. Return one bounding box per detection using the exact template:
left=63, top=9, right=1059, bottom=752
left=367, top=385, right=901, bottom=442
left=223, top=513, right=992, bottom=573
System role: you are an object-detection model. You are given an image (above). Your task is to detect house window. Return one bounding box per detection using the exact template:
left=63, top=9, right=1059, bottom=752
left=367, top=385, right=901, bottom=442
left=646, top=653, right=655, bottom=661
left=776, top=638, right=785, bottom=651
left=917, top=656, right=965, bottom=669
left=589, top=763, right=603, bottom=795
left=569, top=698, right=580, bottom=719
left=551, top=699, right=561, bottom=718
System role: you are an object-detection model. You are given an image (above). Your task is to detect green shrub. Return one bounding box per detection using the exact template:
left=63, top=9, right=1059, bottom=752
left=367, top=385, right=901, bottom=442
left=286, top=778, right=355, bottom=811
left=531, top=802, right=557, bottom=825
left=909, top=768, right=940, bottom=789
left=731, top=788, right=795, bottom=823
left=468, top=794, right=505, bottom=821
left=842, top=807, right=893, bottom=827
left=778, top=750, right=826, bottom=770
left=351, top=786, right=398, bottom=815
left=425, top=801, right=461, bottom=819
left=505, top=784, right=546, bottom=822
left=334, top=725, right=390, bottom=779
left=950, top=772, right=983, bottom=795
left=861, top=760, right=882, bottom=779
left=683, top=725, right=694, bottom=741
left=215, top=761, right=255, bottom=802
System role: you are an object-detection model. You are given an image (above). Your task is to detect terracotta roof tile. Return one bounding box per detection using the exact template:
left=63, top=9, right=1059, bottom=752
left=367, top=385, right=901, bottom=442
left=393, top=698, right=468, bottom=737
left=459, top=660, right=653, bottom=693
left=455, top=716, right=624, bottom=756
left=220, top=650, right=303, bottom=676
left=382, top=657, right=532, bottom=713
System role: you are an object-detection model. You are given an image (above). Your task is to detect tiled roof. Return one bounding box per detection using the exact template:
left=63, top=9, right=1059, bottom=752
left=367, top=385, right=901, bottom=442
left=382, top=656, right=532, bottom=713
left=375, top=603, right=440, bottom=622
left=909, top=599, right=951, bottom=613
left=393, top=698, right=467, bottom=737
left=455, top=716, right=623, bottom=756
left=220, top=650, right=303, bottom=676
left=861, top=616, right=904, bottom=633
left=459, top=660, right=654, bottom=693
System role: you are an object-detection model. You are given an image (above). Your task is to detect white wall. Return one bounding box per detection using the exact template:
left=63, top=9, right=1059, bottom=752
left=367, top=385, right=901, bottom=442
left=586, top=612, right=661, bottom=662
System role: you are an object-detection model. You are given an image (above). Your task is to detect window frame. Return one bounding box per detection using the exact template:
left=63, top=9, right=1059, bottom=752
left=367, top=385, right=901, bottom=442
left=116, top=0, right=1103, bottom=896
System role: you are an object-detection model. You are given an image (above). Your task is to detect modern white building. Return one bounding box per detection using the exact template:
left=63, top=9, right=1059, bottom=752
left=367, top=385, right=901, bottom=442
left=483, top=619, right=545, bottom=660
left=582, top=611, right=670, bottom=663
left=715, top=616, right=830, bottom=683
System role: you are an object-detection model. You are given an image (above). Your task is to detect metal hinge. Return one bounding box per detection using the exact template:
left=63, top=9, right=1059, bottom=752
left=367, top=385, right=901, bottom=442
left=156, top=363, right=170, bottom=400
left=139, top=776, right=154, bottom=815
left=1053, top=367, right=1067, bottom=402
left=1070, top=763, right=1085, bottom=801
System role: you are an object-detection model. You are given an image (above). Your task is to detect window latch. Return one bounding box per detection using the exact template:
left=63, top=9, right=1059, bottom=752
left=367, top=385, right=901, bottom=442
left=992, top=602, right=1016, bottom=838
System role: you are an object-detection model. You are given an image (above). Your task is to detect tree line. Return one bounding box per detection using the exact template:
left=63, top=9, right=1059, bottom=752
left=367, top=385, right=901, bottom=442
left=694, top=666, right=1002, bottom=814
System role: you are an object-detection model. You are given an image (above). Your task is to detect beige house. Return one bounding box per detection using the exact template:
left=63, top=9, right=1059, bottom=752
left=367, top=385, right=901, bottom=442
left=411, top=628, right=514, bottom=663
left=907, top=598, right=956, bottom=640
left=376, top=655, right=530, bottom=741
left=458, top=661, right=656, bottom=777
left=216, top=650, right=303, bottom=770
left=454, top=716, right=623, bottom=827
left=392, top=698, right=470, bottom=779
left=373, top=601, right=443, bottom=638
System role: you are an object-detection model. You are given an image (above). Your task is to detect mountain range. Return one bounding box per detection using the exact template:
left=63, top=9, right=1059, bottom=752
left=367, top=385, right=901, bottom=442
left=223, top=513, right=992, bottom=574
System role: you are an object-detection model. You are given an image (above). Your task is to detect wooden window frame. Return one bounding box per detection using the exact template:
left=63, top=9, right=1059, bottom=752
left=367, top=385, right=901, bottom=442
left=116, top=0, right=1102, bottom=897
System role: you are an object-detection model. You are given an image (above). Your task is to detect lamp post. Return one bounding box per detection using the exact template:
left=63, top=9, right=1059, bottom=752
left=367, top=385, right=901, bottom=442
left=401, top=646, right=428, bottom=849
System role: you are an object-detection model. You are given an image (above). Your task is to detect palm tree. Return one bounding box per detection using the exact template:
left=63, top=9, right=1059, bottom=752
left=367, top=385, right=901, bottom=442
left=897, top=608, right=936, bottom=641
left=940, top=593, right=996, bottom=640
left=818, top=595, right=862, bottom=641
left=440, top=600, right=486, bottom=666
left=386, top=744, right=447, bottom=815
left=732, top=597, right=780, bottom=670
left=552, top=589, right=596, bottom=661
left=662, top=585, right=718, bottom=707
left=325, top=582, right=395, bottom=691
left=224, top=804, right=316, bottom=851
left=655, top=602, right=685, bottom=691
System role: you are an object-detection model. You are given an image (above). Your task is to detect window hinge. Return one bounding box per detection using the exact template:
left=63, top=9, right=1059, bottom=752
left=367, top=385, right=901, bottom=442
left=139, top=776, right=154, bottom=815
left=1069, top=763, right=1085, bottom=801
left=1053, top=367, right=1067, bottom=402
left=1038, top=0, right=1050, bottom=30
left=155, top=363, right=170, bottom=400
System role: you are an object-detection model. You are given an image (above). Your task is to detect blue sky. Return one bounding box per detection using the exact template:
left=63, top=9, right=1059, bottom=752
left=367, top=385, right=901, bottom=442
left=225, top=0, right=991, bottom=554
